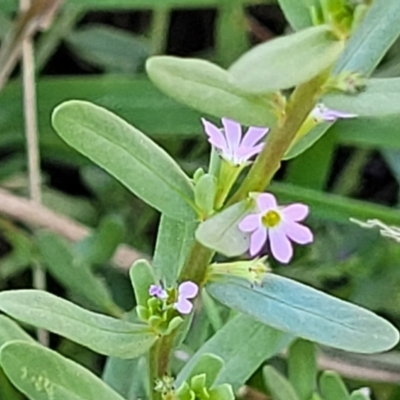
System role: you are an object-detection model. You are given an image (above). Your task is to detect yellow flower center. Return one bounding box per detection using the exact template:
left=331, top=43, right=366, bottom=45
left=262, top=210, right=281, bottom=228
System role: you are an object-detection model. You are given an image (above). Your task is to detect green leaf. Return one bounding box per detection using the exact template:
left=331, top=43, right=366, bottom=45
left=0, top=290, right=157, bottom=358
left=146, top=56, right=277, bottom=127
left=209, top=384, right=235, bottom=400
left=334, top=0, right=400, bottom=76
left=103, top=356, right=148, bottom=400
left=229, top=25, right=344, bottom=93
left=75, top=214, right=125, bottom=266
left=0, top=315, right=35, bottom=347
left=130, top=259, right=155, bottom=307
left=0, top=341, right=125, bottom=400
left=176, top=354, right=224, bottom=388
left=350, top=390, right=370, bottom=400
left=36, top=231, right=120, bottom=316
left=207, top=275, right=399, bottom=353
left=325, top=78, right=400, bottom=117
left=66, top=24, right=148, bottom=73
left=288, top=340, right=317, bottom=400
left=153, top=215, right=197, bottom=285
left=195, top=201, right=251, bottom=257
left=319, top=371, right=350, bottom=400
left=195, top=173, right=216, bottom=216
left=277, top=0, right=318, bottom=30
left=52, top=100, right=196, bottom=221
left=178, top=313, right=293, bottom=391
left=264, top=366, right=300, bottom=400
left=283, top=123, right=331, bottom=160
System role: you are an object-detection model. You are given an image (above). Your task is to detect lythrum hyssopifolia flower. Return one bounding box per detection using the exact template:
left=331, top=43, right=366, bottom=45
left=149, top=281, right=198, bottom=314
left=202, top=117, right=268, bottom=165
left=311, top=103, right=357, bottom=123
left=239, top=193, right=313, bottom=263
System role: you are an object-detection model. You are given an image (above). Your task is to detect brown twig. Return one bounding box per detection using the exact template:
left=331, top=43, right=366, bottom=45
left=0, top=188, right=143, bottom=272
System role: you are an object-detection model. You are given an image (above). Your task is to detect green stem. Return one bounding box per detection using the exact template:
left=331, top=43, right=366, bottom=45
left=228, top=73, right=327, bottom=203
left=148, top=340, right=161, bottom=400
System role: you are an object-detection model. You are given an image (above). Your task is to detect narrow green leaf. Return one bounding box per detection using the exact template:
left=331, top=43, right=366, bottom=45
left=264, top=366, right=300, bottom=400
left=229, top=25, right=344, bottom=93
left=209, top=384, right=235, bottom=400
left=176, top=354, right=224, bottom=388
left=153, top=215, right=197, bottom=285
left=288, top=340, right=317, bottom=400
left=178, top=313, right=293, bottom=391
left=75, top=214, right=125, bottom=266
left=66, top=24, right=148, bottom=73
left=0, top=341, right=125, bottom=400
left=334, top=0, right=400, bottom=76
left=0, top=315, right=35, bottom=346
left=207, top=275, right=399, bottom=353
left=195, top=201, right=251, bottom=257
left=103, top=356, right=148, bottom=400
left=325, top=78, right=400, bottom=117
left=52, top=100, right=196, bottom=221
left=319, top=371, right=350, bottom=400
left=0, top=290, right=157, bottom=359
left=36, top=231, right=120, bottom=316
left=146, top=56, right=277, bottom=127
left=130, top=259, right=155, bottom=307
left=277, top=0, right=318, bottom=30
left=195, top=173, right=216, bottom=216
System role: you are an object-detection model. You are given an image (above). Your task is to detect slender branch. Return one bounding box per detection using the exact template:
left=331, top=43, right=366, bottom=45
left=0, top=188, right=143, bottom=272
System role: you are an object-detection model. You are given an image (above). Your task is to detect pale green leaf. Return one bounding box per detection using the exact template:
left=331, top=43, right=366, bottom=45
left=195, top=201, right=251, bottom=257
left=229, top=25, right=344, bottom=93
left=52, top=100, right=196, bottom=220
left=319, top=371, right=350, bottom=400
left=207, top=275, right=399, bottom=353
left=0, top=341, right=125, bottom=400
left=146, top=56, right=277, bottom=127
left=264, top=366, right=300, bottom=400
left=0, top=290, right=157, bottom=358
left=130, top=259, right=155, bottom=307
left=178, top=313, right=293, bottom=391
left=277, top=0, right=318, bottom=30
left=0, top=315, right=35, bottom=347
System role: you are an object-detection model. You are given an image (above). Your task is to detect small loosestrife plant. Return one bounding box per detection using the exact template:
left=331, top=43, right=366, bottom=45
left=1, top=1, right=400, bottom=400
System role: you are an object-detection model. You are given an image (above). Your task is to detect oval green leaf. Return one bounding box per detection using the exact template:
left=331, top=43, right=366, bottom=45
left=207, top=275, right=399, bottom=353
left=229, top=25, right=344, bottom=93
left=52, top=100, right=196, bottom=221
left=0, top=341, right=125, bottom=400
left=263, top=366, right=300, bottom=400
left=0, top=316, right=35, bottom=347
left=195, top=201, right=251, bottom=257
left=0, top=290, right=157, bottom=359
left=146, top=56, right=277, bottom=127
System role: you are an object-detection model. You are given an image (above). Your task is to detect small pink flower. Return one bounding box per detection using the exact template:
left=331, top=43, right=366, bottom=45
left=202, top=117, right=268, bottom=165
left=149, top=284, right=167, bottom=299
left=175, top=281, right=198, bottom=314
left=311, top=103, right=357, bottom=123
left=238, top=193, right=313, bottom=264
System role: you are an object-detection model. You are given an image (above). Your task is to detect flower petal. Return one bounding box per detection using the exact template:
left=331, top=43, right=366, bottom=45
left=236, top=144, right=264, bottom=163
left=323, top=109, right=357, bottom=120
left=178, top=281, right=198, bottom=299
left=269, top=227, right=293, bottom=263
left=249, top=227, right=267, bottom=256
left=281, top=203, right=309, bottom=222
left=175, top=298, right=193, bottom=314
left=238, top=214, right=261, bottom=232
left=284, top=222, right=313, bottom=244
left=149, top=284, right=167, bottom=299
left=201, top=118, right=228, bottom=153
left=256, top=193, right=277, bottom=212
left=241, top=127, right=269, bottom=147
left=222, top=117, right=241, bottom=154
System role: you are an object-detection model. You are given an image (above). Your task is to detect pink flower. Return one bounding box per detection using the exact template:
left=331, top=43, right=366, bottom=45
left=201, top=117, right=268, bottom=165
left=311, top=103, right=357, bottom=123
left=149, top=284, right=167, bottom=299
left=238, top=193, right=313, bottom=264
left=175, top=281, right=198, bottom=314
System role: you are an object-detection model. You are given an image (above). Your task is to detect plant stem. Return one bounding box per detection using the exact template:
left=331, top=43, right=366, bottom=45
left=149, top=340, right=161, bottom=400
left=20, top=0, right=48, bottom=346
left=229, top=73, right=328, bottom=203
